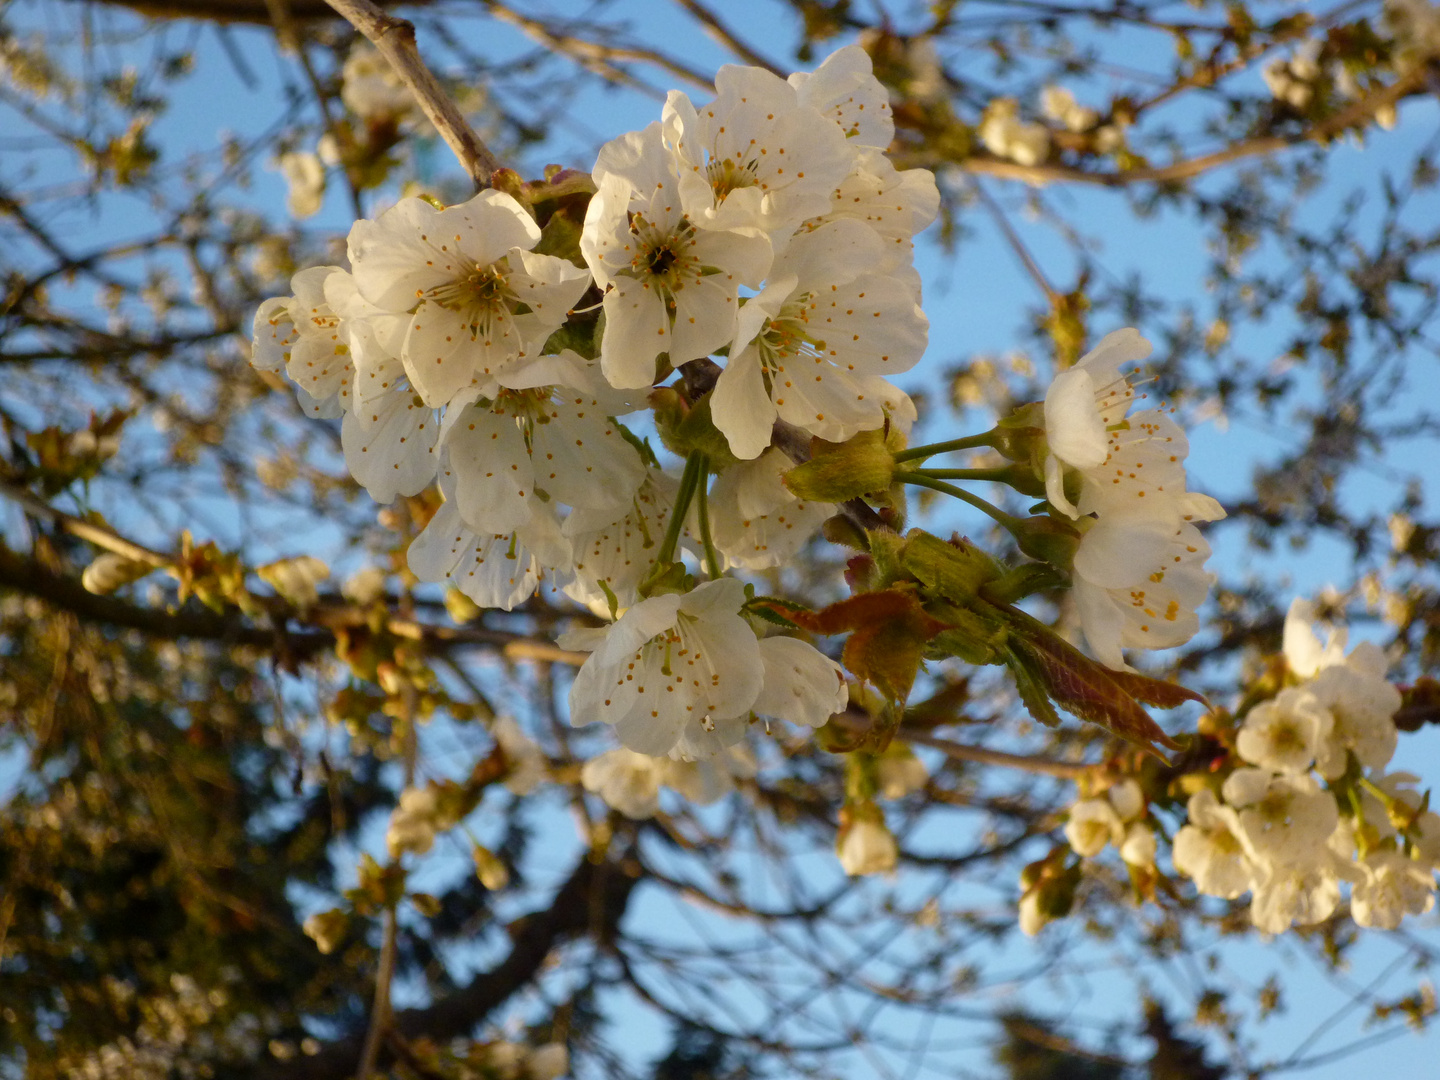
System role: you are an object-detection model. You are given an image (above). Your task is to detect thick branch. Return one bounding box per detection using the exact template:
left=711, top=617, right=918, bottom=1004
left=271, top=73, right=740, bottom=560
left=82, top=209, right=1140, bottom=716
left=323, top=0, right=501, bottom=188
left=252, top=850, right=642, bottom=1080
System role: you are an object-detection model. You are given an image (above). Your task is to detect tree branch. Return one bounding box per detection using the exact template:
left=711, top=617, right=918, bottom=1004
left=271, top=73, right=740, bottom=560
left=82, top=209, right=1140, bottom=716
left=323, top=0, right=501, bottom=189
left=252, top=849, right=642, bottom=1080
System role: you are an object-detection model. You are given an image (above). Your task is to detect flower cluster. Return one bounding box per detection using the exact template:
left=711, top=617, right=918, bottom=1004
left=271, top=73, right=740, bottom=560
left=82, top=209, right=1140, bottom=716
left=253, top=45, right=939, bottom=768
left=1040, top=329, right=1226, bottom=670
left=1172, top=599, right=1436, bottom=932
left=254, top=44, right=1232, bottom=883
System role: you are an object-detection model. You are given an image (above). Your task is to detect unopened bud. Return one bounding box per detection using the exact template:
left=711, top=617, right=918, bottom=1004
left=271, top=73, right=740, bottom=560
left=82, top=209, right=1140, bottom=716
left=784, top=428, right=894, bottom=503
left=1010, top=514, right=1082, bottom=570
left=302, top=908, right=348, bottom=955
left=899, top=530, right=1001, bottom=603
left=82, top=552, right=153, bottom=595
left=650, top=389, right=737, bottom=466
left=473, top=843, right=510, bottom=891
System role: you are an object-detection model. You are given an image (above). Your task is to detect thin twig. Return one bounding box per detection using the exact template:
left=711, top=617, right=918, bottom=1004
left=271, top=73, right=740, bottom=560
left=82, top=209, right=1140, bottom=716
left=900, top=728, right=1093, bottom=779
left=972, top=179, right=1058, bottom=306
left=323, top=0, right=501, bottom=188
left=0, top=480, right=170, bottom=568
left=355, top=680, right=418, bottom=1079
left=481, top=0, right=711, bottom=94
left=906, top=67, right=1435, bottom=189
left=672, top=0, right=786, bottom=76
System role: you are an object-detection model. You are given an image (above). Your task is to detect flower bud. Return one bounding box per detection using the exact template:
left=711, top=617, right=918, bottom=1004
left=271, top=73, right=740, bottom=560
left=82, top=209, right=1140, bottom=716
left=1009, top=514, right=1082, bottom=571
left=783, top=428, right=894, bottom=503
left=302, top=908, right=348, bottom=955
left=898, top=530, right=1001, bottom=603
left=82, top=552, right=153, bottom=595
left=837, top=802, right=899, bottom=876
left=650, top=388, right=739, bottom=467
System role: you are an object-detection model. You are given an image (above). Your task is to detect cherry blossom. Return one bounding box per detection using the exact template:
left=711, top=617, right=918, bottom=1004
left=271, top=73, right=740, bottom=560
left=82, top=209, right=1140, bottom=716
left=564, top=578, right=764, bottom=757
left=838, top=813, right=899, bottom=876
left=440, top=352, right=647, bottom=537
left=804, top=148, right=939, bottom=278
left=710, top=219, right=927, bottom=457
left=978, top=98, right=1050, bottom=166
left=663, top=63, right=856, bottom=239
left=1173, top=788, right=1256, bottom=900
left=1071, top=510, right=1218, bottom=670
left=1352, top=850, right=1436, bottom=929
left=707, top=449, right=834, bottom=569
left=1064, top=797, right=1125, bottom=857
left=349, top=191, right=591, bottom=406
left=407, top=459, right=569, bottom=612
left=583, top=124, right=772, bottom=388
left=1235, top=687, right=1334, bottom=775
left=787, top=44, right=895, bottom=148
left=562, top=469, right=685, bottom=612
left=251, top=265, right=355, bottom=419
left=752, top=634, right=849, bottom=729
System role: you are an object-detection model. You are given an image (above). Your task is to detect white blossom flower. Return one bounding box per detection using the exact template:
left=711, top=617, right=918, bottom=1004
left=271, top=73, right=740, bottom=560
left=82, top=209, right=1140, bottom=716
left=979, top=98, right=1050, bottom=166
left=1235, top=687, right=1334, bottom=775
left=407, top=460, right=570, bottom=612
left=277, top=151, right=325, bottom=218
left=664, top=62, right=857, bottom=238
left=564, top=577, right=763, bottom=757
left=1043, top=329, right=1209, bottom=522
left=1262, top=44, right=1322, bottom=109
left=875, top=744, right=928, bottom=800
left=838, top=815, right=898, bottom=876
left=1120, top=822, right=1157, bottom=867
left=349, top=191, right=591, bottom=406
left=707, top=449, right=834, bottom=568
left=1250, top=859, right=1343, bottom=933
left=1352, top=849, right=1437, bottom=929
left=583, top=124, right=772, bottom=389
left=562, top=469, right=685, bottom=612
left=666, top=743, right=758, bottom=801
left=1064, top=797, right=1125, bottom=857
left=441, top=352, right=646, bottom=537
left=1310, top=657, right=1401, bottom=779
left=1283, top=599, right=1402, bottom=778
left=341, top=41, right=416, bottom=125
left=581, top=748, right=668, bottom=819
left=251, top=265, right=355, bottom=419
left=1173, top=788, right=1256, bottom=899
left=1282, top=598, right=1350, bottom=678
left=582, top=743, right=754, bottom=817
left=805, top=148, right=939, bottom=278
left=1222, top=767, right=1339, bottom=870
left=787, top=44, right=895, bottom=148
left=710, top=219, right=927, bottom=457
left=1040, top=86, right=1099, bottom=132
left=1072, top=510, right=1218, bottom=670
left=1107, top=778, right=1146, bottom=822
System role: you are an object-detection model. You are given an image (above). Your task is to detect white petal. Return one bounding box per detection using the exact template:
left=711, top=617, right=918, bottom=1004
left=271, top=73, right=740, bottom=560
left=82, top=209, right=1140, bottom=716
left=445, top=407, right=535, bottom=535
left=341, top=392, right=438, bottom=502
left=752, top=636, right=848, bottom=727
